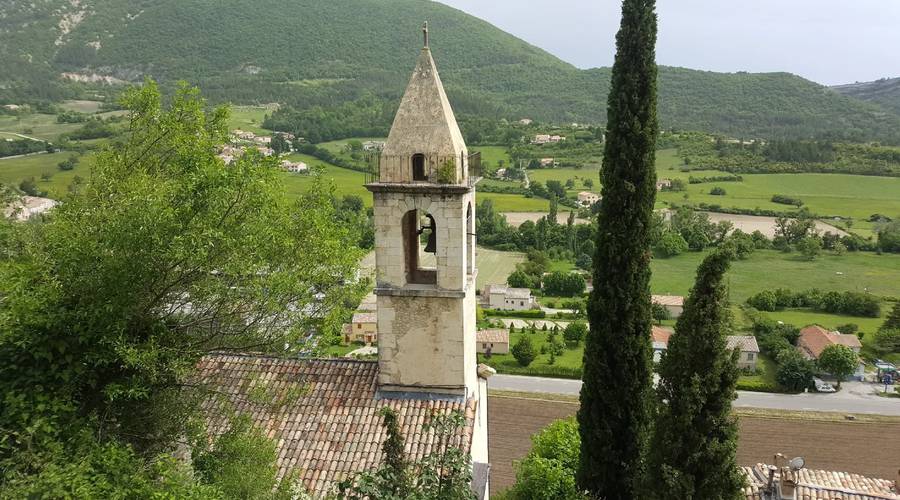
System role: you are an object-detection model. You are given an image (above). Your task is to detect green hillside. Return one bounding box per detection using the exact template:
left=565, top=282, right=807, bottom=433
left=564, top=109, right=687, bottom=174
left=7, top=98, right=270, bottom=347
left=2, top=0, right=899, bottom=142
left=832, top=77, right=900, bottom=115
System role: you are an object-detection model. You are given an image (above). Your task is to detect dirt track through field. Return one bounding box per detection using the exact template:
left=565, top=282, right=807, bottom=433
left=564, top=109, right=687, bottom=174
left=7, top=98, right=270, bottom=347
left=488, top=395, right=900, bottom=495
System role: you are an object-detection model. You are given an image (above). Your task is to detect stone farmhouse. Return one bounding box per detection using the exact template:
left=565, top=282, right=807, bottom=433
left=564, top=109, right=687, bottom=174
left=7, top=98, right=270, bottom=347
left=577, top=191, right=601, bottom=207
left=482, top=284, right=536, bottom=311
left=199, top=34, right=492, bottom=498
left=652, top=327, right=760, bottom=370
left=477, top=329, right=510, bottom=355
left=343, top=311, right=377, bottom=344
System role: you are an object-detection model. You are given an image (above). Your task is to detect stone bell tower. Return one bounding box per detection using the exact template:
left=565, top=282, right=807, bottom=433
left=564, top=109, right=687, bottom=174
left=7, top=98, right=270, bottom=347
left=367, top=25, right=479, bottom=398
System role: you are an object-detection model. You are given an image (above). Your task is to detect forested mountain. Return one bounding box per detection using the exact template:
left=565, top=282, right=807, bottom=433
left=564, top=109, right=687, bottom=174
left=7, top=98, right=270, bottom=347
left=2, top=0, right=900, bottom=142
left=832, top=77, right=900, bottom=116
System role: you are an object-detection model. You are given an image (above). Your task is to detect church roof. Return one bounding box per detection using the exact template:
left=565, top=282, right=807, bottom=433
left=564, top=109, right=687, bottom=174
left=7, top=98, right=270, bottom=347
left=196, top=353, right=477, bottom=497
left=381, top=47, right=467, bottom=159
left=742, top=464, right=899, bottom=499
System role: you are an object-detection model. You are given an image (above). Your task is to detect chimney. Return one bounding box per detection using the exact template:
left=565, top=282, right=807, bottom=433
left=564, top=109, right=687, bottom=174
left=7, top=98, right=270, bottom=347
left=775, top=466, right=798, bottom=500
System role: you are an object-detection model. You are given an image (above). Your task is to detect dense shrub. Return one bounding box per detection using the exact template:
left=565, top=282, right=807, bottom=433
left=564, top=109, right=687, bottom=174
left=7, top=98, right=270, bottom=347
left=709, top=186, right=727, bottom=196
left=563, top=322, right=587, bottom=346
left=511, top=336, right=537, bottom=367
left=655, top=230, right=689, bottom=257
left=747, top=290, right=777, bottom=311
left=542, top=272, right=586, bottom=298
left=775, top=350, right=815, bottom=392
left=747, top=289, right=881, bottom=317
left=482, top=308, right=546, bottom=319
left=771, top=194, right=804, bottom=207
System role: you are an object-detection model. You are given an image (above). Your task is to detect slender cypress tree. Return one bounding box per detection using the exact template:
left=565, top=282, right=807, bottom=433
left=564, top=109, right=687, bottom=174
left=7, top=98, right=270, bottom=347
left=577, top=0, right=659, bottom=496
left=645, top=249, right=745, bottom=499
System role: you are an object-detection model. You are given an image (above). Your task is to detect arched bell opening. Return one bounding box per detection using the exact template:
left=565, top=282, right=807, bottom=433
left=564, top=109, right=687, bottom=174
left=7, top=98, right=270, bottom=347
left=402, top=209, right=437, bottom=285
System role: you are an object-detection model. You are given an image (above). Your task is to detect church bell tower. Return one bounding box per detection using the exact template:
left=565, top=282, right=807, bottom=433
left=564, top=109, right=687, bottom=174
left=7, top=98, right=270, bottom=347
left=367, top=24, right=479, bottom=397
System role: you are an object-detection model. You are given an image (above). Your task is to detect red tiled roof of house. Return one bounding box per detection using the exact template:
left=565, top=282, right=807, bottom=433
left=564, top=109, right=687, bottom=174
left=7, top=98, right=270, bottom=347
left=743, top=464, right=899, bottom=499
left=196, top=354, right=476, bottom=497
left=652, top=294, right=684, bottom=307
left=351, top=312, right=377, bottom=324
left=651, top=326, right=672, bottom=345
left=727, top=335, right=760, bottom=353
left=799, top=325, right=862, bottom=359
left=477, top=329, right=509, bottom=344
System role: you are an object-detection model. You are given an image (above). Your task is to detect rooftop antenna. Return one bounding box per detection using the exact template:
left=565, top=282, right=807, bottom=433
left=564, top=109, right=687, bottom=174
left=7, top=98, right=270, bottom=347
left=423, top=21, right=429, bottom=48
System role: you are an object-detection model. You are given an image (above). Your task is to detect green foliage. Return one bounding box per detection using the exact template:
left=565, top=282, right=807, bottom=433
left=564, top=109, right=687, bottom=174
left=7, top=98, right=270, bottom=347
left=340, top=410, right=474, bottom=500
left=542, top=271, right=586, bottom=297
left=507, top=418, right=584, bottom=500
left=56, top=154, right=78, bottom=171
left=651, top=302, right=672, bottom=324
left=872, top=329, right=900, bottom=355
left=437, top=159, right=457, bottom=184
left=512, top=335, right=538, bottom=367
left=655, top=230, right=689, bottom=258
left=646, top=249, right=744, bottom=500
left=817, top=344, right=858, bottom=388
left=797, top=236, right=822, bottom=260
left=747, top=288, right=881, bottom=318
left=0, top=137, right=47, bottom=158
left=563, top=322, right=588, bottom=346
left=193, top=416, right=293, bottom=499
left=877, top=221, right=900, bottom=253
left=0, top=81, right=362, bottom=491
left=774, top=347, right=814, bottom=393
left=882, top=302, right=900, bottom=332
left=771, top=194, right=804, bottom=207
left=709, top=186, right=726, bottom=196
left=579, top=0, right=657, bottom=495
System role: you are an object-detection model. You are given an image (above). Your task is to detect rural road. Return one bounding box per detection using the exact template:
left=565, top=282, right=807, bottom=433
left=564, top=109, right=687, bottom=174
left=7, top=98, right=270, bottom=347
left=490, top=374, right=900, bottom=416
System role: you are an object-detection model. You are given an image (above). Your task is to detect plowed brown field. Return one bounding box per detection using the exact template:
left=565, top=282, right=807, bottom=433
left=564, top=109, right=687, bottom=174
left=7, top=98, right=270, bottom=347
left=488, top=395, right=900, bottom=495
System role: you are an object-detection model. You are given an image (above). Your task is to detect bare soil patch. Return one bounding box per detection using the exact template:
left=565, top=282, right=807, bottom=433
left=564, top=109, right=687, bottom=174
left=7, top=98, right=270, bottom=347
left=488, top=395, right=900, bottom=495
left=701, top=212, right=848, bottom=238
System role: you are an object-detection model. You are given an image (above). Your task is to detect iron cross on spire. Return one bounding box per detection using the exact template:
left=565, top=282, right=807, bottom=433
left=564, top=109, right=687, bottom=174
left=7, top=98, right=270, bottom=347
left=423, top=21, right=429, bottom=48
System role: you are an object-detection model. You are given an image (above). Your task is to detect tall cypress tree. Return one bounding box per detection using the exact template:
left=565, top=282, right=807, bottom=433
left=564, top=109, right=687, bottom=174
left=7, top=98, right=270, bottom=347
left=577, top=0, right=658, bottom=496
left=646, top=249, right=745, bottom=499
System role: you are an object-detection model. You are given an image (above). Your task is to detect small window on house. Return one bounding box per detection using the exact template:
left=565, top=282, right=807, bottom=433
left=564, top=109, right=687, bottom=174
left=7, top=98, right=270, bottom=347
left=412, top=153, right=427, bottom=181
left=747, top=352, right=755, bottom=360
left=357, top=324, right=361, bottom=329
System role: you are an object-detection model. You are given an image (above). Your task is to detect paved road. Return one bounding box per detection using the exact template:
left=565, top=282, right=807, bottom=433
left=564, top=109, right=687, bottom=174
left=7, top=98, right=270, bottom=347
left=490, top=374, right=900, bottom=416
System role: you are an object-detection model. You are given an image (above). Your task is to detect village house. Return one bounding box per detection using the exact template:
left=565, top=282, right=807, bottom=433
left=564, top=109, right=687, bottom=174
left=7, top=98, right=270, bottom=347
left=577, top=191, right=601, bottom=207
left=549, top=135, right=564, bottom=143
left=281, top=159, right=308, bottom=173
left=483, top=284, right=536, bottom=311
left=797, top=325, right=864, bottom=379
left=344, top=311, right=377, bottom=344
left=727, top=335, right=760, bottom=370
left=198, top=33, right=491, bottom=499
left=539, top=157, right=556, bottom=167
left=256, top=146, right=274, bottom=156
left=652, top=327, right=761, bottom=369
left=531, top=134, right=551, bottom=144
left=518, top=118, right=532, bottom=125
left=362, top=140, right=385, bottom=151
left=652, top=294, right=685, bottom=318
left=656, top=178, right=672, bottom=191
left=477, top=329, right=510, bottom=355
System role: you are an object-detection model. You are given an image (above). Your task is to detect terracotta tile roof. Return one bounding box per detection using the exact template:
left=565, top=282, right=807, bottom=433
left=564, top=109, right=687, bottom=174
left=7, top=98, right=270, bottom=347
left=727, top=335, right=760, bottom=353
left=743, top=464, right=899, bottom=499
left=351, top=312, right=377, bottom=324
left=799, top=325, right=862, bottom=359
left=477, top=329, right=509, bottom=344
left=195, top=354, right=476, bottom=497
left=652, top=294, right=685, bottom=307
left=651, top=326, right=672, bottom=345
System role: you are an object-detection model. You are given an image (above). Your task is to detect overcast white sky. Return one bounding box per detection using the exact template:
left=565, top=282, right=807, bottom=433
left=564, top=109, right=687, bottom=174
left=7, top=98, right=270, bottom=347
left=437, top=0, right=900, bottom=85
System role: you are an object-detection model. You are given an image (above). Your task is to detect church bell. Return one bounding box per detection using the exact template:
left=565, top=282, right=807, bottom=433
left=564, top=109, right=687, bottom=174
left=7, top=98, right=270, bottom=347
left=421, top=214, right=437, bottom=253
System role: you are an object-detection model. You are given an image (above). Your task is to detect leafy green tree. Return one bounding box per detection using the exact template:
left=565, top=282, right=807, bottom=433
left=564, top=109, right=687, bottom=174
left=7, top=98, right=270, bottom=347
left=508, top=269, right=535, bottom=289
left=646, top=249, right=744, bottom=499
left=563, top=321, right=588, bottom=346
left=0, top=81, right=362, bottom=488
left=271, top=133, right=291, bottom=155
left=872, top=328, right=900, bottom=355
left=578, top=0, right=658, bottom=496
left=655, top=230, right=689, bottom=257
left=775, top=350, right=815, bottom=393
left=508, top=418, right=584, bottom=500
left=543, top=271, right=586, bottom=297
left=747, top=290, right=778, bottom=311
left=341, top=410, right=474, bottom=500
left=817, top=344, right=858, bottom=389
left=797, top=236, right=822, bottom=260
left=882, top=302, right=900, bottom=332
left=651, top=303, right=671, bottom=324
left=512, top=335, right=538, bottom=367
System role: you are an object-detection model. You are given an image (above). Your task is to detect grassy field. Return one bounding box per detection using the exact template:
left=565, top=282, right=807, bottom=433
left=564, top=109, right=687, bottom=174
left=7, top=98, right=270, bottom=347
left=475, top=247, right=526, bottom=290
left=226, top=105, right=276, bottom=135
left=0, top=152, right=91, bottom=197
left=473, top=145, right=510, bottom=170
left=651, top=249, right=900, bottom=303
left=528, top=166, right=600, bottom=195
left=0, top=113, right=84, bottom=142
left=279, top=154, right=370, bottom=203
left=60, top=100, right=104, bottom=113
left=478, top=192, right=549, bottom=212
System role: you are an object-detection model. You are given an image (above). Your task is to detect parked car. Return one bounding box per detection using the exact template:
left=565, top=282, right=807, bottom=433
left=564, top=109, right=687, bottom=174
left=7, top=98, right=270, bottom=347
left=813, top=377, right=836, bottom=393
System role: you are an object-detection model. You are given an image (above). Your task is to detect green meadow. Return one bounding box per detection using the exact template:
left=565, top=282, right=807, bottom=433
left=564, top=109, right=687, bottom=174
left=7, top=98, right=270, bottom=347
left=226, top=106, right=276, bottom=135
left=0, top=152, right=90, bottom=197
left=279, top=153, right=370, bottom=203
